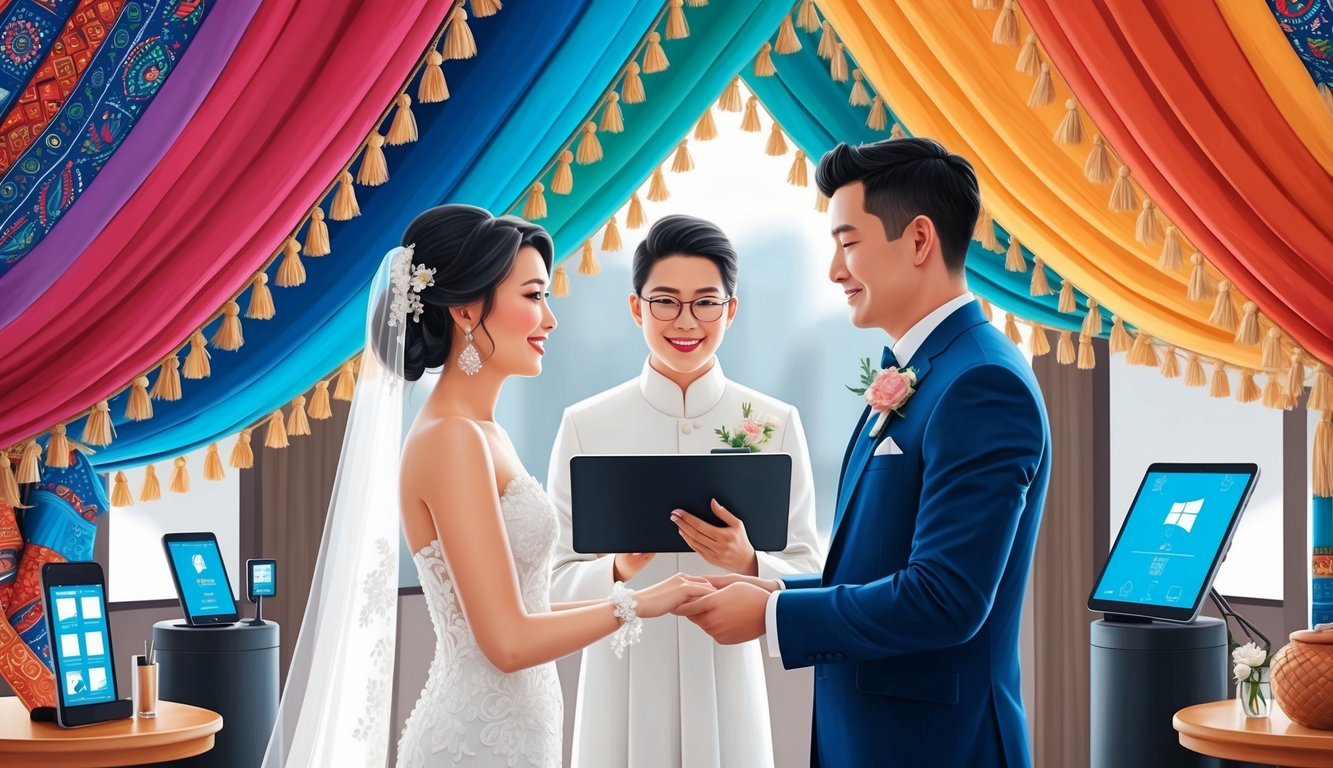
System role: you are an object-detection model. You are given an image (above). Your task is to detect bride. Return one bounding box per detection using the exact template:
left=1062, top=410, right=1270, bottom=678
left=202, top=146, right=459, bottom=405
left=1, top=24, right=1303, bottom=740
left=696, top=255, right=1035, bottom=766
left=260, top=205, right=712, bottom=768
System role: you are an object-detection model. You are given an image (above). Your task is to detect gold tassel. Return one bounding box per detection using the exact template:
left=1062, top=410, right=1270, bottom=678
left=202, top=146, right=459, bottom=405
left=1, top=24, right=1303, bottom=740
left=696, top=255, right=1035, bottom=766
left=643, top=32, right=668, bottom=74
left=152, top=355, right=182, bottom=401
left=1030, top=325, right=1051, bottom=356
left=1053, top=99, right=1084, bottom=145
left=741, top=96, right=762, bottom=132
left=797, top=0, right=820, bottom=32
left=1209, top=281, right=1238, bottom=331
left=1160, top=346, right=1181, bottom=378
left=1085, top=135, right=1112, bottom=184
left=1234, top=302, right=1260, bottom=345
left=648, top=166, right=671, bottom=201
left=46, top=424, right=72, bottom=469
left=814, top=191, right=829, bottom=212
left=1027, top=63, right=1053, bottom=108
left=849, top=70, right=871, bottom=106
left=766, top=124, right=788, bottom=156
left=1110, top=316, right=1133, bottom=353
left=830, top=42, right=849, bottom=82
left=1058, top=280, right=1076, bottom=313
left=127, top=376, right=153, bottom=421
left=1057, top=331, right=1076, bottom=365
left=578, top=240, right=601, bottom=276
left=694, top=108, right=717, bottom=141
left=1135, top=201, right=1162, bottom=244
left=246, top=274, right=275, bottom=320
left=1016, top=34, right=1040, bottom=76
left=331, top=171, right=360, bottom=220
left=666, top=0, right=689, bottom=40
left=470, top=0, right=501, bottom=18
left=1316, top=410, right=1333, bottom=497
left=1108, top=166, right=1138, bottom=212
left=334, top=360, right=356, bottom=402
left=309, top=381, right=333, bottom=420
left=1028, top=259, right=1052, bottom=296
left=419, top=50, right=449, bottom=103
left=1078, top=334, right=1096, bottom=370
left=287, top=396, right=311, bottom=437
left=82, top=400, right=113, bottom=447
left=627, top=193, right=646, bottom=229
left=718, top=76, right=741, bottom=112
left=276, top=238, right=306, bottom=288
left=787, top=150, right=808, bottom=187
left=204, top=443, right=225, bottom=481
left=818, top=21, right=836, bottom=60
left=1210, top=364, right=1231, bottom=399
left=974, top=0, right=1000, bottom=8
left=979, top=296, right=994, bottom=321
left=1236, top=369, right=1261, bottom=403
left=1187, top=252, right=1212, bottom=302
left=357, top=133, right=389, bottom=186
left=213, top=301, right=244, bottom=352
left=444, top=7, right=477, bottom=60
left=622, top=62, right=646, bottom=104
left=1004, top=238, right=1026, bottom=272
left=601, top=216, right=623, bottom=251
left=16, top=440, right=40, bottom=485
left=974, top=207, right=1001, bottom=252
left=183, top=330, right=211, bottom=381
left=523, top=182, right=547, bottom=220
left=577, top=123, right=602, bottom=165
left=601, top=93, right=624, bottom=134
left=552, top=266, right=570, bottom=298
left=229, top=430, right=254, bottom=469
left=776, top=14, right=801, bottom=55
left=140, top=464, right=161, bottom=502
left=1004, top=313, right=1022, bottom=345
left=1286, top=354, right=1307, bottom=399
left=551, top=150, right=574, bottom=195
left=1312, top=367, right=1332, bottom=411
left=1128, top=332, right=1159, bottom=367
left=754, top=43, right=776, bottom=77
left=0, top=451, right=20, bottom=508
left=993, top=0, right=1019, bottom=45
left=1263, top=375, right=1287, bottom=409
left=110, top=471, right=132, bottom=507
left=169, top=457, right=190, bottom=494
left=1080, top=298, right=1101, bottom=337
left=890, top=123, right=906, bottom=140
left=866, top=95, right=887, bottom=131
left=387, top=94, right=418, bottom=146
left=1185, top=353, right=1206, bottom=387
left=1158, top=226, right=1182, bottom=271
left=672, top=139, right=694, bottom=172
left=1261, top=328, right=1284, bottom=370
left=304, top=207, right=330, bottom=257
left=264, top=410, right=289, bottom=449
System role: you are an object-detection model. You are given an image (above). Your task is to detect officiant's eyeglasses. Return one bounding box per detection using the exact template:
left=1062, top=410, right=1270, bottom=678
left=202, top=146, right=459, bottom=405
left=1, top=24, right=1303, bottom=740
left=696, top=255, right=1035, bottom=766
left=639, top=295, right=733, bottom=323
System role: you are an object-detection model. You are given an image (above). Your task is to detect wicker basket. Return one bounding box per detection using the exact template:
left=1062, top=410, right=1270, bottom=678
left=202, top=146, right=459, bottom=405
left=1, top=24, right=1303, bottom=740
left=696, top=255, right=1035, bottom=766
left=1271, top=629, right=1333, bottom=729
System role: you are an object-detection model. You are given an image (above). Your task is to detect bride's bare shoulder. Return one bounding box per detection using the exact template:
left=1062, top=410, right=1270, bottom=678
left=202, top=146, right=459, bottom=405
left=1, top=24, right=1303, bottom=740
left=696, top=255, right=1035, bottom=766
left=403, top=415, right=492, bottom=470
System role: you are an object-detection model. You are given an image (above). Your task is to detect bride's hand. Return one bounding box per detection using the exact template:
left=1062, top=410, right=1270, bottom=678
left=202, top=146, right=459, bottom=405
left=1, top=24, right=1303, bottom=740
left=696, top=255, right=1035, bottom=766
left=632, top=573, right=715, bottom=619
left=701, top=573, right=781, bottom=592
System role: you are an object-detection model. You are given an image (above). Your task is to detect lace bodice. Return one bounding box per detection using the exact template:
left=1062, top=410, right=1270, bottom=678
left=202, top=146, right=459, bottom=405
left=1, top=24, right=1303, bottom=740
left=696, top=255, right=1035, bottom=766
left=396, top=475, right=563, bottom=768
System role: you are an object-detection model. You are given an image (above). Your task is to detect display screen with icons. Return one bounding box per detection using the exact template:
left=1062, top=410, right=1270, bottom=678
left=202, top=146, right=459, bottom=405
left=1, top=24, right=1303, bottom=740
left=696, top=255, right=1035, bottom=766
left=47, top=583, right=116, bottom=707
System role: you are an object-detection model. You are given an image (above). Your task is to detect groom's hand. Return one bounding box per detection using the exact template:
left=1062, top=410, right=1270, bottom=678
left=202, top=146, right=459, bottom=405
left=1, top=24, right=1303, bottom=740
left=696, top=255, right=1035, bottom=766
left=671, top=499, right=758, bottom=575
left=672, top=582, right=769, bottom=644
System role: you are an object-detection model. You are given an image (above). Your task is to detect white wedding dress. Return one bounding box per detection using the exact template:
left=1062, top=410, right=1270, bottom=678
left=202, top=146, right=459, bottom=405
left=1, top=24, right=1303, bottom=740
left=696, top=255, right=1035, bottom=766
left=396, top=476, right=564, bottom=768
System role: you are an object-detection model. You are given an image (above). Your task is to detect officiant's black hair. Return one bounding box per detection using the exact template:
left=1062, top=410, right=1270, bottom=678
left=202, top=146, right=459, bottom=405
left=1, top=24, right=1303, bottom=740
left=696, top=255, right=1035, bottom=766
left=374, top=204, right=553, bottom=381
left=815, top=137, right=979, bottom=274
left=632, top=214, right=738, bottom=296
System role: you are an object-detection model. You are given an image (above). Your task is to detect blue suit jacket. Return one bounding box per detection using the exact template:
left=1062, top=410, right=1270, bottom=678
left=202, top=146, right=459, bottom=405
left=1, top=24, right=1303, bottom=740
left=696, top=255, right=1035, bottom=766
left=777, top=301, right=1050, bottom=768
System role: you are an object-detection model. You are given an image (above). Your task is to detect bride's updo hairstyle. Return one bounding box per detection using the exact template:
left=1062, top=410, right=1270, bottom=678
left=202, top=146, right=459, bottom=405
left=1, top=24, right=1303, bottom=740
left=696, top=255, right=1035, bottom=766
left=381, top=204, right=554, bottom=381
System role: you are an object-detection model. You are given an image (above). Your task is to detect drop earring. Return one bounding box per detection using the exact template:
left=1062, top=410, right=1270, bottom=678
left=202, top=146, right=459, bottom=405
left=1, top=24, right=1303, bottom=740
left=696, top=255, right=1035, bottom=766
left=458, top=325, right=482, bottom=376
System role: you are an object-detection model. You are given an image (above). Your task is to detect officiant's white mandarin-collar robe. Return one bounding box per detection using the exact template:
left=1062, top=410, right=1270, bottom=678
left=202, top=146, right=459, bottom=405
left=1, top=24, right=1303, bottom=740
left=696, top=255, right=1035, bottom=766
left=548, top=358, right=823, bottom=768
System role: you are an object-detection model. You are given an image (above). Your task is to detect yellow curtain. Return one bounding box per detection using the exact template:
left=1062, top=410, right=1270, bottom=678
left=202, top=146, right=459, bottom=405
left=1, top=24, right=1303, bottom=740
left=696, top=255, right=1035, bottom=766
left=817, top=0, right=1263, bottom=370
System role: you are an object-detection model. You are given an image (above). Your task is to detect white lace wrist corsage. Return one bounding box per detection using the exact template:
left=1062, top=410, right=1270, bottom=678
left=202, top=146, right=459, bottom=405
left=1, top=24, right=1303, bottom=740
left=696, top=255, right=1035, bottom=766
left=609, top=581, right=643, bottom=659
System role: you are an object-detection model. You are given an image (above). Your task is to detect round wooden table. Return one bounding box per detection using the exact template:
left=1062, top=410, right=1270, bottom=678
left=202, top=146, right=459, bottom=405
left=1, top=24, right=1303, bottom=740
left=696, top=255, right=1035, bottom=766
left=0, top=697, right=222, bottom=767
left=1175, top=700, right=1333, bottom=768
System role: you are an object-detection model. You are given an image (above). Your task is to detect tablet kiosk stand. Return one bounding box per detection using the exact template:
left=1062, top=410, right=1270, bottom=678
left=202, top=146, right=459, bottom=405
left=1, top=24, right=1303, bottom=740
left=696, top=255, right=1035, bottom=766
left=247, top=592, right=266, bottom=626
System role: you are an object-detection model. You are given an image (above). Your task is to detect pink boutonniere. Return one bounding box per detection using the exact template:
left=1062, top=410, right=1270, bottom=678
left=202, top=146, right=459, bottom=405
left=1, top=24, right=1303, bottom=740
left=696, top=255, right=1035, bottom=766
left=847, top=358, right=920, bottom=438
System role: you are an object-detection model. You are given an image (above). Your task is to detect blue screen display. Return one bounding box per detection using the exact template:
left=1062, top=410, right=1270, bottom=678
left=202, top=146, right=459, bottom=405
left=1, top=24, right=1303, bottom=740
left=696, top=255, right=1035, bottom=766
left=48, top=584, right=115, bottom=707
left=1095, top=472, right=1251, bottom=608
left=251, top=562, right=275, bottom=597
left=168, top=539, right=234, bottom=617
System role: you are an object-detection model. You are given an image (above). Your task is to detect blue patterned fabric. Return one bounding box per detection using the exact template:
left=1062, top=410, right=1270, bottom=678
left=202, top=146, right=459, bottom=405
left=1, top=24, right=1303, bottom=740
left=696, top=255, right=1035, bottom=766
left=0, top=0, right=79, bottom=115
left=1267, top=0, right=1333, bottom=87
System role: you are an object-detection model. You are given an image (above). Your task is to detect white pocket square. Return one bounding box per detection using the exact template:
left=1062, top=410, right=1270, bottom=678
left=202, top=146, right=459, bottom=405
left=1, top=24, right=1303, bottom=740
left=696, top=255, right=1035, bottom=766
left=873, top=438, right=904, bottom=456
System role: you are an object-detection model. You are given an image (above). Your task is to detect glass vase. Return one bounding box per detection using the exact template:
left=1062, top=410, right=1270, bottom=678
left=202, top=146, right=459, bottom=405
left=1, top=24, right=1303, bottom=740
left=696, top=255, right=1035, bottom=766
left=1238, top=667, right=1272, bottom=718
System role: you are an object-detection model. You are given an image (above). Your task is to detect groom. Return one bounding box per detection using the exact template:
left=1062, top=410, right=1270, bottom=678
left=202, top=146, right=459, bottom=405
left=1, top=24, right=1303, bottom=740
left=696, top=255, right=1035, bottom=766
left=676, top=137, right=1050, bottom=767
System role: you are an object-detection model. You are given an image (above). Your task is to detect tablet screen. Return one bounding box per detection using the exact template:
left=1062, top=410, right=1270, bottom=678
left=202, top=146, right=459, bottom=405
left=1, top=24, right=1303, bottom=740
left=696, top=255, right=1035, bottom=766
left=1090, top=465, right=1257, bottom=621
left=166, top=537, right=237, bottom=620
left=47, top=583, right=116, bottom=708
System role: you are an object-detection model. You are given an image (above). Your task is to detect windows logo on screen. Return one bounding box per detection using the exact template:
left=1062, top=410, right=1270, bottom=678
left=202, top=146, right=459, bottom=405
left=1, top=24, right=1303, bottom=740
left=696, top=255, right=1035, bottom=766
left=1164, top=499, right=1204, bottom=533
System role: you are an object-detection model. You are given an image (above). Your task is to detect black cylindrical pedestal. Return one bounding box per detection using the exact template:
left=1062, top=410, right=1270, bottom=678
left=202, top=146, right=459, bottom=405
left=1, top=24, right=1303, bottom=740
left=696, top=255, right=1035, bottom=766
left=153, top=620, right=279, bottom=768
left=1090, top=616, right=1226, bottom=768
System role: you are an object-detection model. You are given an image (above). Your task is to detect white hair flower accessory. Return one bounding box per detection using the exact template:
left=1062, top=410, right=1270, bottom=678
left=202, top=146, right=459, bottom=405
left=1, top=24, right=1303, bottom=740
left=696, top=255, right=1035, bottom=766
left=387, top=244, right=434, bottom=327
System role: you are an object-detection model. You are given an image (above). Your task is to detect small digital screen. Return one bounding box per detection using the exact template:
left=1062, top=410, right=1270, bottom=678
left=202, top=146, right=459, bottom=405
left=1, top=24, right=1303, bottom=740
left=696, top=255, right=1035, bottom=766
left=1094, top=471, right=1252, bottom=609
left=48, top=584, right=115, bottom=707
left=250, top=562, right=275, bottom=597
left=167, top=539, right=233, bottom=616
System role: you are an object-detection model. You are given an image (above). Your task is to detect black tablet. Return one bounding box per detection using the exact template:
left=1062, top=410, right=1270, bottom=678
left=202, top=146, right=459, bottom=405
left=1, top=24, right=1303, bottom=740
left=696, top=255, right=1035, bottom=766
left=570, top=453, right=792, bottom=554
left=1088, top=462, right=1260, bottom=623
left=40, top=562, right=132, bottom=727
left=162, top=532, right=240, bottom=626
